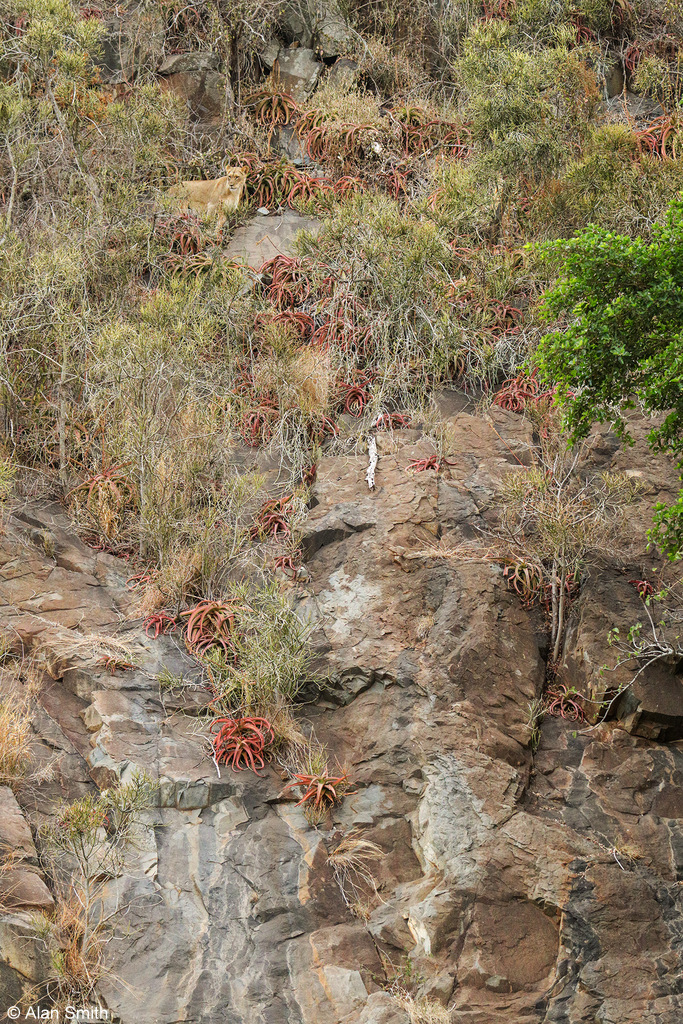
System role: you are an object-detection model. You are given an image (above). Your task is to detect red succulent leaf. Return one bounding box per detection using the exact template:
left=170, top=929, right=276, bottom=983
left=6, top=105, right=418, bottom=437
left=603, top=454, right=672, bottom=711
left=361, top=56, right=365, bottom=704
left=210, top=716, right=275, bottom=774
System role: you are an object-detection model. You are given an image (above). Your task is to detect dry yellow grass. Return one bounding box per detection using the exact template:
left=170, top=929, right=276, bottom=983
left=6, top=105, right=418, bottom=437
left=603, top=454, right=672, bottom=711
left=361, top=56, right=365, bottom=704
left=48, top=894, right=108, bottom=1005
left=252, top=344, right=336, bottom=418
left=0, top=698, right=34, bottom=789
left=396, top=993, right=451, bottom=1024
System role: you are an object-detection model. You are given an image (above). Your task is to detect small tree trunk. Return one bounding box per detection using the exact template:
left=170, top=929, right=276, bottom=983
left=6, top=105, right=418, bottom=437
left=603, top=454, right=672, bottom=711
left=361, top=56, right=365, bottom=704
left=552, top=549, right=567, bottom=664
left=550, top=558, right=559, bottom=658
left=57, top=335, right=69, bottom=488
left=3, top=139, right=18, bottom=241
left=138, top=452, right=145, bottom=560
left=230, top=29, right=241, bottom=108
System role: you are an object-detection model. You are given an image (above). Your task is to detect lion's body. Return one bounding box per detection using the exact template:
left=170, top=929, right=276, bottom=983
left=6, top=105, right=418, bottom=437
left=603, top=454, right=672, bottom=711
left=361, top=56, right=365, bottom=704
left=167, top=168, right=247, bottom=228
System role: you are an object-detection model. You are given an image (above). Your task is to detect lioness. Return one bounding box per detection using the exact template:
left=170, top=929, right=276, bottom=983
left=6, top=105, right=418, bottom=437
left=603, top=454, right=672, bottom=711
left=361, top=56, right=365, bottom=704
left=167, top=166, right=248, bottom=229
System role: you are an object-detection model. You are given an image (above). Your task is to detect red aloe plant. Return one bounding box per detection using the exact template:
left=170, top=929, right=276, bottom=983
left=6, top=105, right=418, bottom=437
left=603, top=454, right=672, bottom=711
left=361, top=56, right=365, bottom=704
left=272, top=551, right=302, bottom=579
left=629, top=578, right=655, bottom=600
left=250, top=495, right=293, bottom=540
left=181, top=599, right=242, bottom=656
left=283, top=771, right=352, bottom=809
left=126, top=569, right=155, bottom=590
left=259, top=255, right=311, bottom=307
left=98, top=655, right=135, bottom=675
left=241, top=407, right=277, bottom=447
left=503, top=558, right=544, bottom=606
left=406, top=455, right=456, bottom=473
left=544, top=683, right=585, bottom=723
left=210, top=716, right=275, bottom=774
left=287, top=175, right=334, bottom=207
left=493, top=369, right=557, bottom=413
left=302, top=463, right=317, bottom=486
left=374, top=412, right=412, bottom=430
left=271, top=309, right=315, bottom=341
left=336, top=372, right=374, bottom=417
left=69, top=463, right=135, bottom=509
left=246, top=88, right=299, bottom=126
left=334, top=176, right=364, bottom=198
left=307, top=414, right=339, bottom=444
left=144, top=611, right=177, bottom=639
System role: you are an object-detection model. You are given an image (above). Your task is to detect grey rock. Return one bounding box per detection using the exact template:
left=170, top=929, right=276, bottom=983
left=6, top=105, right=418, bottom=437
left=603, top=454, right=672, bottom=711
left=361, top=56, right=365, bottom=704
left=274, top=124, right=310, bottom=165
left=359, top=993, right=410, bottom=1024
left=314, top=7, right=354, bottom=59
left=280, top=7, right=314, bottom=49
left=158, top=52, right=221, bottom=75
left=93, top=15, right=134, bottom=84
left=273, top=47, right=323, bottom=102
left=278, top=2, right=353, bottom=58
left=94, top=8, right=164, bottom=84
left=417, top=971, right=456, bottom=1005
left=3, top=408, right=683, bottom=1024
left=158, top=68, right=232, bottom=123
left=0, top=911, right=54, bottom=1005
left=606, top=89, right=663, bottom=122
left=260, top=38, right=282, bottom=70
left=0, top=788, right=53, bottom=912
left=328, top=57, right=359, bottom=88
left=0, top=787, right=37, bottom=861
left=224, top=209, right=320, bottom=269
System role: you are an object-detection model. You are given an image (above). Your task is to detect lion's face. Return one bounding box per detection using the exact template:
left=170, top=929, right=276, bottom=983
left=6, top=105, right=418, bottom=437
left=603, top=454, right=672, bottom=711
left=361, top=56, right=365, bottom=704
left=224, top=167, right=247, bottom=191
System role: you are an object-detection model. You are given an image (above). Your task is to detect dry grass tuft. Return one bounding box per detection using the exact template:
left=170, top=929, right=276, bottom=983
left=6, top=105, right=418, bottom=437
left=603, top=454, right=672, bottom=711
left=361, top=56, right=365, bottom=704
left=288, top=346, right=336, bottom=416
left=0, top=698, right=35, bottom=789
left=394, top=988, right=451, bottom=1024
left=329, top=826, right=384, bottom=914
left=47, top=892, right=108, bottom=1005
left=35, top=632, right=137, bottom=673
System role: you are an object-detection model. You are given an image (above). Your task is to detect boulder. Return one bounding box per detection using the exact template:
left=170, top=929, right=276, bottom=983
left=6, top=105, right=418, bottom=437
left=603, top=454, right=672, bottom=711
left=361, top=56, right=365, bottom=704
left=0, top=787, right=37, bottom=861
left=315, top=7, right=354, bottom=60
left=224, top=210, right=321, bottom=268
left=259, top=38, right=283, bottom=71
left=560, top=570, right=683, bottom=739
left=158, top=52, right=221, bottom=75
left=279, top=7, right=314, bottom=49
left=0, top=788, right=53, bottom=912
left=359, top=992, right=410, bottom=1024
left=605, top=89, right=664, bottom=124
left=278, top=2, right=354, bottom=58
left=93, top=7, right=164, bottom=84
left=328, top=56, right=359, bottom=88
left=2, top=408, right=683, bottom=1024
left=273, top=47, right=324, bottom=102
left=157, top=53, right=232, bottom=123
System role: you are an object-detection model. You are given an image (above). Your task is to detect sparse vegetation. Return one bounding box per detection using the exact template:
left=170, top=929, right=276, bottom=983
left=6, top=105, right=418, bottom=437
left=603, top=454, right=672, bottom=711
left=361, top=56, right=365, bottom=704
left=38, top=773, right=156, bottom=1007
left=1, top=0, right=683, bottom=1013
left=328, top=827, right=383, bottom=915
left=0, top=697, right=34, bottom=789
left=500, top=423, right=637, bottom=663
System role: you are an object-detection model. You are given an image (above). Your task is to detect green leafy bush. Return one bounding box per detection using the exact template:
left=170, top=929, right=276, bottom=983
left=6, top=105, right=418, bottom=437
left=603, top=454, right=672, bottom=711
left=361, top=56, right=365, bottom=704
left=536, top=196, right=683, bottom=557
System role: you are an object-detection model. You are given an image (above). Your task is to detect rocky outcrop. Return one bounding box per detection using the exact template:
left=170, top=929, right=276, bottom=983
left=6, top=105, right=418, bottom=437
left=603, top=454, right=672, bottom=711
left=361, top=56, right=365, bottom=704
left=1, top=406, right=683, bottom=1022
left=272, top=47, right=324, bottom=102
left=93, top=4, right=165, bottom=84
left=225, top=210, right=320, bottom=266
left=277, top=1, right=354, bottom=58
left=157, top=51, right=232, bottom=123
left=0, top=787, right=53, bottom=912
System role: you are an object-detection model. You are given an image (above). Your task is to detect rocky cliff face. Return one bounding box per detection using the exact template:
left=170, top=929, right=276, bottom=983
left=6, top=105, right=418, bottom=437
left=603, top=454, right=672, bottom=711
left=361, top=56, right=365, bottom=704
left=1, top=404, right=683, bottom=1023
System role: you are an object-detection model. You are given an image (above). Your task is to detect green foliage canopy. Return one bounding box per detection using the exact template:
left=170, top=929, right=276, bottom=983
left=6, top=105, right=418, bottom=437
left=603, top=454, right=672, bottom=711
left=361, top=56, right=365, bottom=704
left=536, top=198, right=683, bottom=558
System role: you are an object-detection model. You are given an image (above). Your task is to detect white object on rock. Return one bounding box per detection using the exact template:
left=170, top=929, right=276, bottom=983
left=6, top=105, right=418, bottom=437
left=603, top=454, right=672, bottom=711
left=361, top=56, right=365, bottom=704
left=366, top=435, right=378, bottom=490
